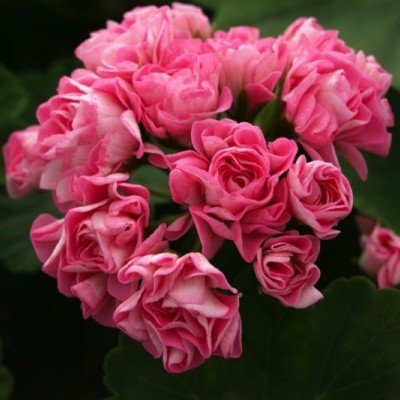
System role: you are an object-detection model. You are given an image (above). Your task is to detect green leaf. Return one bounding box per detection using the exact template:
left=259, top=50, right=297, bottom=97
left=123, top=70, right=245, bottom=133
left=0, top=57, right=75, bottom=273
left=0, top=192, right=57, bottom=273
left=196, top=0, right=400, bottom=90
left=0, top=156, right=58, bottom=273
left=130, top=164, right=171, bottom=205
left=0, top=64, right=28, bottom=136
left=0, top=340, right=13, bottom=400
left=104, top=276, right=400, bottom=399
left=343, top=89, right=400, bottom=232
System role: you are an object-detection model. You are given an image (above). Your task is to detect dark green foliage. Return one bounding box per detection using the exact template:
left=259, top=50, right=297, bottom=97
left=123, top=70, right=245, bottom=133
left=104, top=277, right=400, bottom=400
left=0, top=340, right=13, bottom=400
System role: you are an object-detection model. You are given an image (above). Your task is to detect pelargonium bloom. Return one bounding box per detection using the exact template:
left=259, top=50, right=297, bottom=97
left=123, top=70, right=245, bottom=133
left=286, top=155, right=353, bottom=239
left=283, top=17, right=350, bottom=54
left=37, top=68, right=144, bottom=211
left=253, top=231, right=323, bottom=308
left=132, top=53, right=232, bottom=145
left=357, top=216, right=400, bottom=288
left=282, top=18, right=393, bottom=180
left=76, top=3, right=211, bottom=78
left=208, top=27, right=288, bottom=111
left=167, top=119, right=296, bottom=261
left=30, top=179, right=166, bottom=326
left=114, top=252, right=242, bottom=373
left=2, top=125, right=46, bottom=199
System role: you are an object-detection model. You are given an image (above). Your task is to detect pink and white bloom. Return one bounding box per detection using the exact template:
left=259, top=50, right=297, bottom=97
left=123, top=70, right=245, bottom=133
left=132, top=54, right=232, bottom=145
left=37, top=69, right=143, bottom=210
left=209, top=27, right=288, bottom=110
left=114, top=252, right=242, bottom=373
left=283, top=17, right=350, bottom=54
left=76, top=3, right=211, bottom=78
left=254, top=231, right=323, bottom=308
left=376, top=254, right=400, bottom=289
left=282, top=18, right=394, bottom=180
left=167, top=119, right=296, bottom=261
left=355, top=51, right=392, bottom=96
left=357, top=216, right=400, bottom=288
left=2, top=125, right=46, bottom=199
left=30, top=181, right=166, bottom=326
left=287, top=155, right=353, bottom=239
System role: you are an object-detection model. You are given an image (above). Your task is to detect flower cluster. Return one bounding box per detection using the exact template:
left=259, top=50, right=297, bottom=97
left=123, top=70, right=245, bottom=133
left=357, top=216, right=400, bottom=289
left=2, top=4, right=393, bottom=372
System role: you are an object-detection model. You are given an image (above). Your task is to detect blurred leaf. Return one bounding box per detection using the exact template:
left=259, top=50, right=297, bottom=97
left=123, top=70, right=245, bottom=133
left=0, top=56, right=76, bottom=273
left=130, top=164, right=171, bottom=205
left=0, top=64, right=28, bottom=135
left=0, top=340, right=13, bottom=400
left=196, top=0, right=400, bottom=89
left=0, top=182, right=57, bottom=273
left=104, top=276, right=400, bottom=399
left=343, top=89, right=400, bottom=232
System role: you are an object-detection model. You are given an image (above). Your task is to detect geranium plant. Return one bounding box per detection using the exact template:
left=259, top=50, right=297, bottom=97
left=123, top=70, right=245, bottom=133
left=1, top=2, right=400, bottom=399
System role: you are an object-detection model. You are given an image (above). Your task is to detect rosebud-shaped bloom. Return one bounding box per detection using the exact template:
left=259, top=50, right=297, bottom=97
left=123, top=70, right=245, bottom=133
left=209, top=28, right=288, bottom=110
left=167, top=119, right=296, bottom=261
left=133, top=54, right=232, bottom=145
left=30, top=213, right=120, bottom=326
left=2, top=125, right=46, bottom=199
left=287, top=155, right=353, bottom=239
left=76, top=4, right=211, bottom=78
left=283, top=17, right=350, bottom=53
left=358, top=221, right=400, bottom=276
left=282, top=19, right=393, bottom=180
left=114, top=252, right=242, bottom=373
left=157, top=37, right=213, bottom=71
left=355, top=51, right=392, bottom=96
left=254, top=231, right=323, bottom=308
left=30, top=180, right=166, bottom=326
left=37, top=69, right=143, bottom=210
left=377, top=254, right=400, bottom=289
left=357, top=216, right=400, bottom=288
left=62, top=184, right=151, bottom=274
left=284, top=18, right=391, bottom=95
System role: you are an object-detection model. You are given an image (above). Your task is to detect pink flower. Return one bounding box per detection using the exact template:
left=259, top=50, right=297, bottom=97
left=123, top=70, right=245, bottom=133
left=254, top=231, right=323, bottom=308
left=376, top=254, right=400, bottom=289
left=209, top=28, right=288, bottom=110
left=114, top=252, right=242, bottom=373
left=283, top=17, right=350, bottom=53
left=164, top=213, right=193, bottom=241
left=2, top=125, right=46, bottom=199
left=282, top=19, right=394, bottom=180
left=355, top=51, right=392, bottom=96
left=287, top=155, right=353, bottom=239
left=30, top=180, right=167, bottom=326
left=157, top=37, right=210, bottom=70
left=37, top=69, right=143, bottom=210
left=75, top=4, right=211, bottom=78
left=167, top=119, right=296, bottom=261
left=30, top=213, right=120, bottom=326
left=132, top=54, right=232, bottom=145
left=357, top=216, right=400, bottom=288
left=55, top=183, right=152, bottom=273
